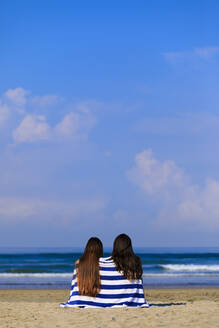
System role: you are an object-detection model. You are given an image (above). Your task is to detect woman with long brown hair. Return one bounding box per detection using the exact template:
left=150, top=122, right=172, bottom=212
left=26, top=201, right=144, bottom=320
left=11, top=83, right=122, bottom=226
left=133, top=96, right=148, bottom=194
left=76, top=237, right=103, bottom=297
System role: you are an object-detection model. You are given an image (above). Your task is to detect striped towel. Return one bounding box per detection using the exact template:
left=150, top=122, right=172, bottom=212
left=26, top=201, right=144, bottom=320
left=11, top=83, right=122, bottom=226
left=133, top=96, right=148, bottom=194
left=60, top=256, right=149, bottom=308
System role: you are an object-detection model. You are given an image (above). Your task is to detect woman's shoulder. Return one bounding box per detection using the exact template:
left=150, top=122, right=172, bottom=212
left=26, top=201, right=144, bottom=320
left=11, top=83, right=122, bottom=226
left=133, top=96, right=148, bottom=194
left=75, top=259, right=80, bottom=266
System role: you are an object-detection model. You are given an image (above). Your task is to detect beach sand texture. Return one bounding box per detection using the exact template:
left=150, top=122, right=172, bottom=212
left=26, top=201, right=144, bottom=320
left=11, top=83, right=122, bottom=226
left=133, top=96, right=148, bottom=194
left=0, top=288, right=219, bottom=328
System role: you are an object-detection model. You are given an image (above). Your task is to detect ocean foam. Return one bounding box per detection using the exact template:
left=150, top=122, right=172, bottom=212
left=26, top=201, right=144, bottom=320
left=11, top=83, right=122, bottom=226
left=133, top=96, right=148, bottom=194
left=143, top=273, right=219, bottom=277
left=1, top=272, right=219, bottom=279
left=160, top=264, right=219, bottom=272
left=0, top=273, right=72, bottom=278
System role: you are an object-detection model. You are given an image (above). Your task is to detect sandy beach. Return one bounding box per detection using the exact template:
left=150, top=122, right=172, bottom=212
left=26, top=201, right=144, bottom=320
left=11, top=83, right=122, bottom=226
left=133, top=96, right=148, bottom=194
left=0, top=288, right=219, bottom=328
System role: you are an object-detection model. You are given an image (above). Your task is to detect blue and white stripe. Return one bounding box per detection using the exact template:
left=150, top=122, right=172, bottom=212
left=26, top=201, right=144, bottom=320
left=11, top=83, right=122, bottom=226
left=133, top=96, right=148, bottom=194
left=60, top=257, right=149, bottom=308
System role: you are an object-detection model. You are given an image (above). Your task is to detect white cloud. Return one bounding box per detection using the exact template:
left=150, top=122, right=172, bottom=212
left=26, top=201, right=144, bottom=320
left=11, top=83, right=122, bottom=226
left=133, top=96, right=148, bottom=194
left=194, top=47, right=219, bottom=59
left=0, top=196, right=107, bottom=222
left=0, top=87, right=97, bottom=144
left=12, top=108, right=95, bottom=144
left=0, top=88, right=29, bottom=118
left=164, top=46, right=219, bottom=63
left=54, top=108, right=96, bottom=140
left=0, top=100, right=10, bottom=126
left=13, top=114, right=51, bottom=143
left=164, top=50, right=190, bottom=62
left=177, top=179, right=219, bottom=225
left=0, top=197, right=36, bottom=218
left=127, top=149, right=219, bottom=229
left=55, top=112, right=82, bottom=138
left=31, top=94, right=62, bottom=107
left=3, top=88, right=61, bottom=115
left=127, top=149, right=185, bottom=194
left=5, top=87, right=29, bottom=107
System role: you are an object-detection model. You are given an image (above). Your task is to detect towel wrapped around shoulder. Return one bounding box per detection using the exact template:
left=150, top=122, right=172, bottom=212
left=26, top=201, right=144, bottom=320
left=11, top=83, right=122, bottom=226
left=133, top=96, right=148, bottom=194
left=60, top=257, right=149, bottom=308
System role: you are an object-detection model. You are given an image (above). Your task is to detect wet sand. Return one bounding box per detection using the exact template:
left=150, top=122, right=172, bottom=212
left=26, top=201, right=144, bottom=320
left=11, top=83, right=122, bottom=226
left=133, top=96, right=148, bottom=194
left=0, top=288, right=219, bottom=328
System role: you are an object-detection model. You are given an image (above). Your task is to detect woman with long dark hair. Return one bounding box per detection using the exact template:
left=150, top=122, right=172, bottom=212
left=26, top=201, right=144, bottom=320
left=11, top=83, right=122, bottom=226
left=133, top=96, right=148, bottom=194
left=60, top=234, right=149, bottom=308
left=112, top=233, right=143, bottom=280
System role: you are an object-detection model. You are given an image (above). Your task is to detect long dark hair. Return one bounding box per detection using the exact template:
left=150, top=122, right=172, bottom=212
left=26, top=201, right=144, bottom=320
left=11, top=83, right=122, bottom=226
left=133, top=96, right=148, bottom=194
left=112, top=234, right=142, bottom=280
left=76, top=237, right=103, bottom=297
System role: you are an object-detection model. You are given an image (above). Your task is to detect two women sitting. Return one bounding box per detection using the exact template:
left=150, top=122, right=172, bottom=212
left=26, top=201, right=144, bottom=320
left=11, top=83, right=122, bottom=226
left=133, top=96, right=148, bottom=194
left=60, top=233, right=149, bottom=308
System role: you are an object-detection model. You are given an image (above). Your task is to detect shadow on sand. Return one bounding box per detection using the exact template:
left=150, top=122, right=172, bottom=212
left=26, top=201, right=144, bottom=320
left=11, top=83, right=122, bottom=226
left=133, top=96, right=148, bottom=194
left=149, top=302, right=186, bottom=307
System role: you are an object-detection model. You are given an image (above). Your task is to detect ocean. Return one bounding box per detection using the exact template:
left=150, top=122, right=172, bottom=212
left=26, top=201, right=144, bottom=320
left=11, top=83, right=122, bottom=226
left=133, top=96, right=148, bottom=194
left=0, top=247, right=219, bottom=289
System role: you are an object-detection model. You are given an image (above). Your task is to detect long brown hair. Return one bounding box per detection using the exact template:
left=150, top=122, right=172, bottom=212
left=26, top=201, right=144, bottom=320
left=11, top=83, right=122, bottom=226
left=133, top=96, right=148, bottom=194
left=76, top=237, right=103, bottom=297
left=112, top=233, right=142, bottom=280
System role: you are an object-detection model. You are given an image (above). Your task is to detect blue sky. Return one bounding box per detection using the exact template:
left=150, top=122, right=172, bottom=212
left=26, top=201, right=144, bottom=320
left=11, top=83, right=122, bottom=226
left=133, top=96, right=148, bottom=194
left=0, top=0, right=219, bottom=247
